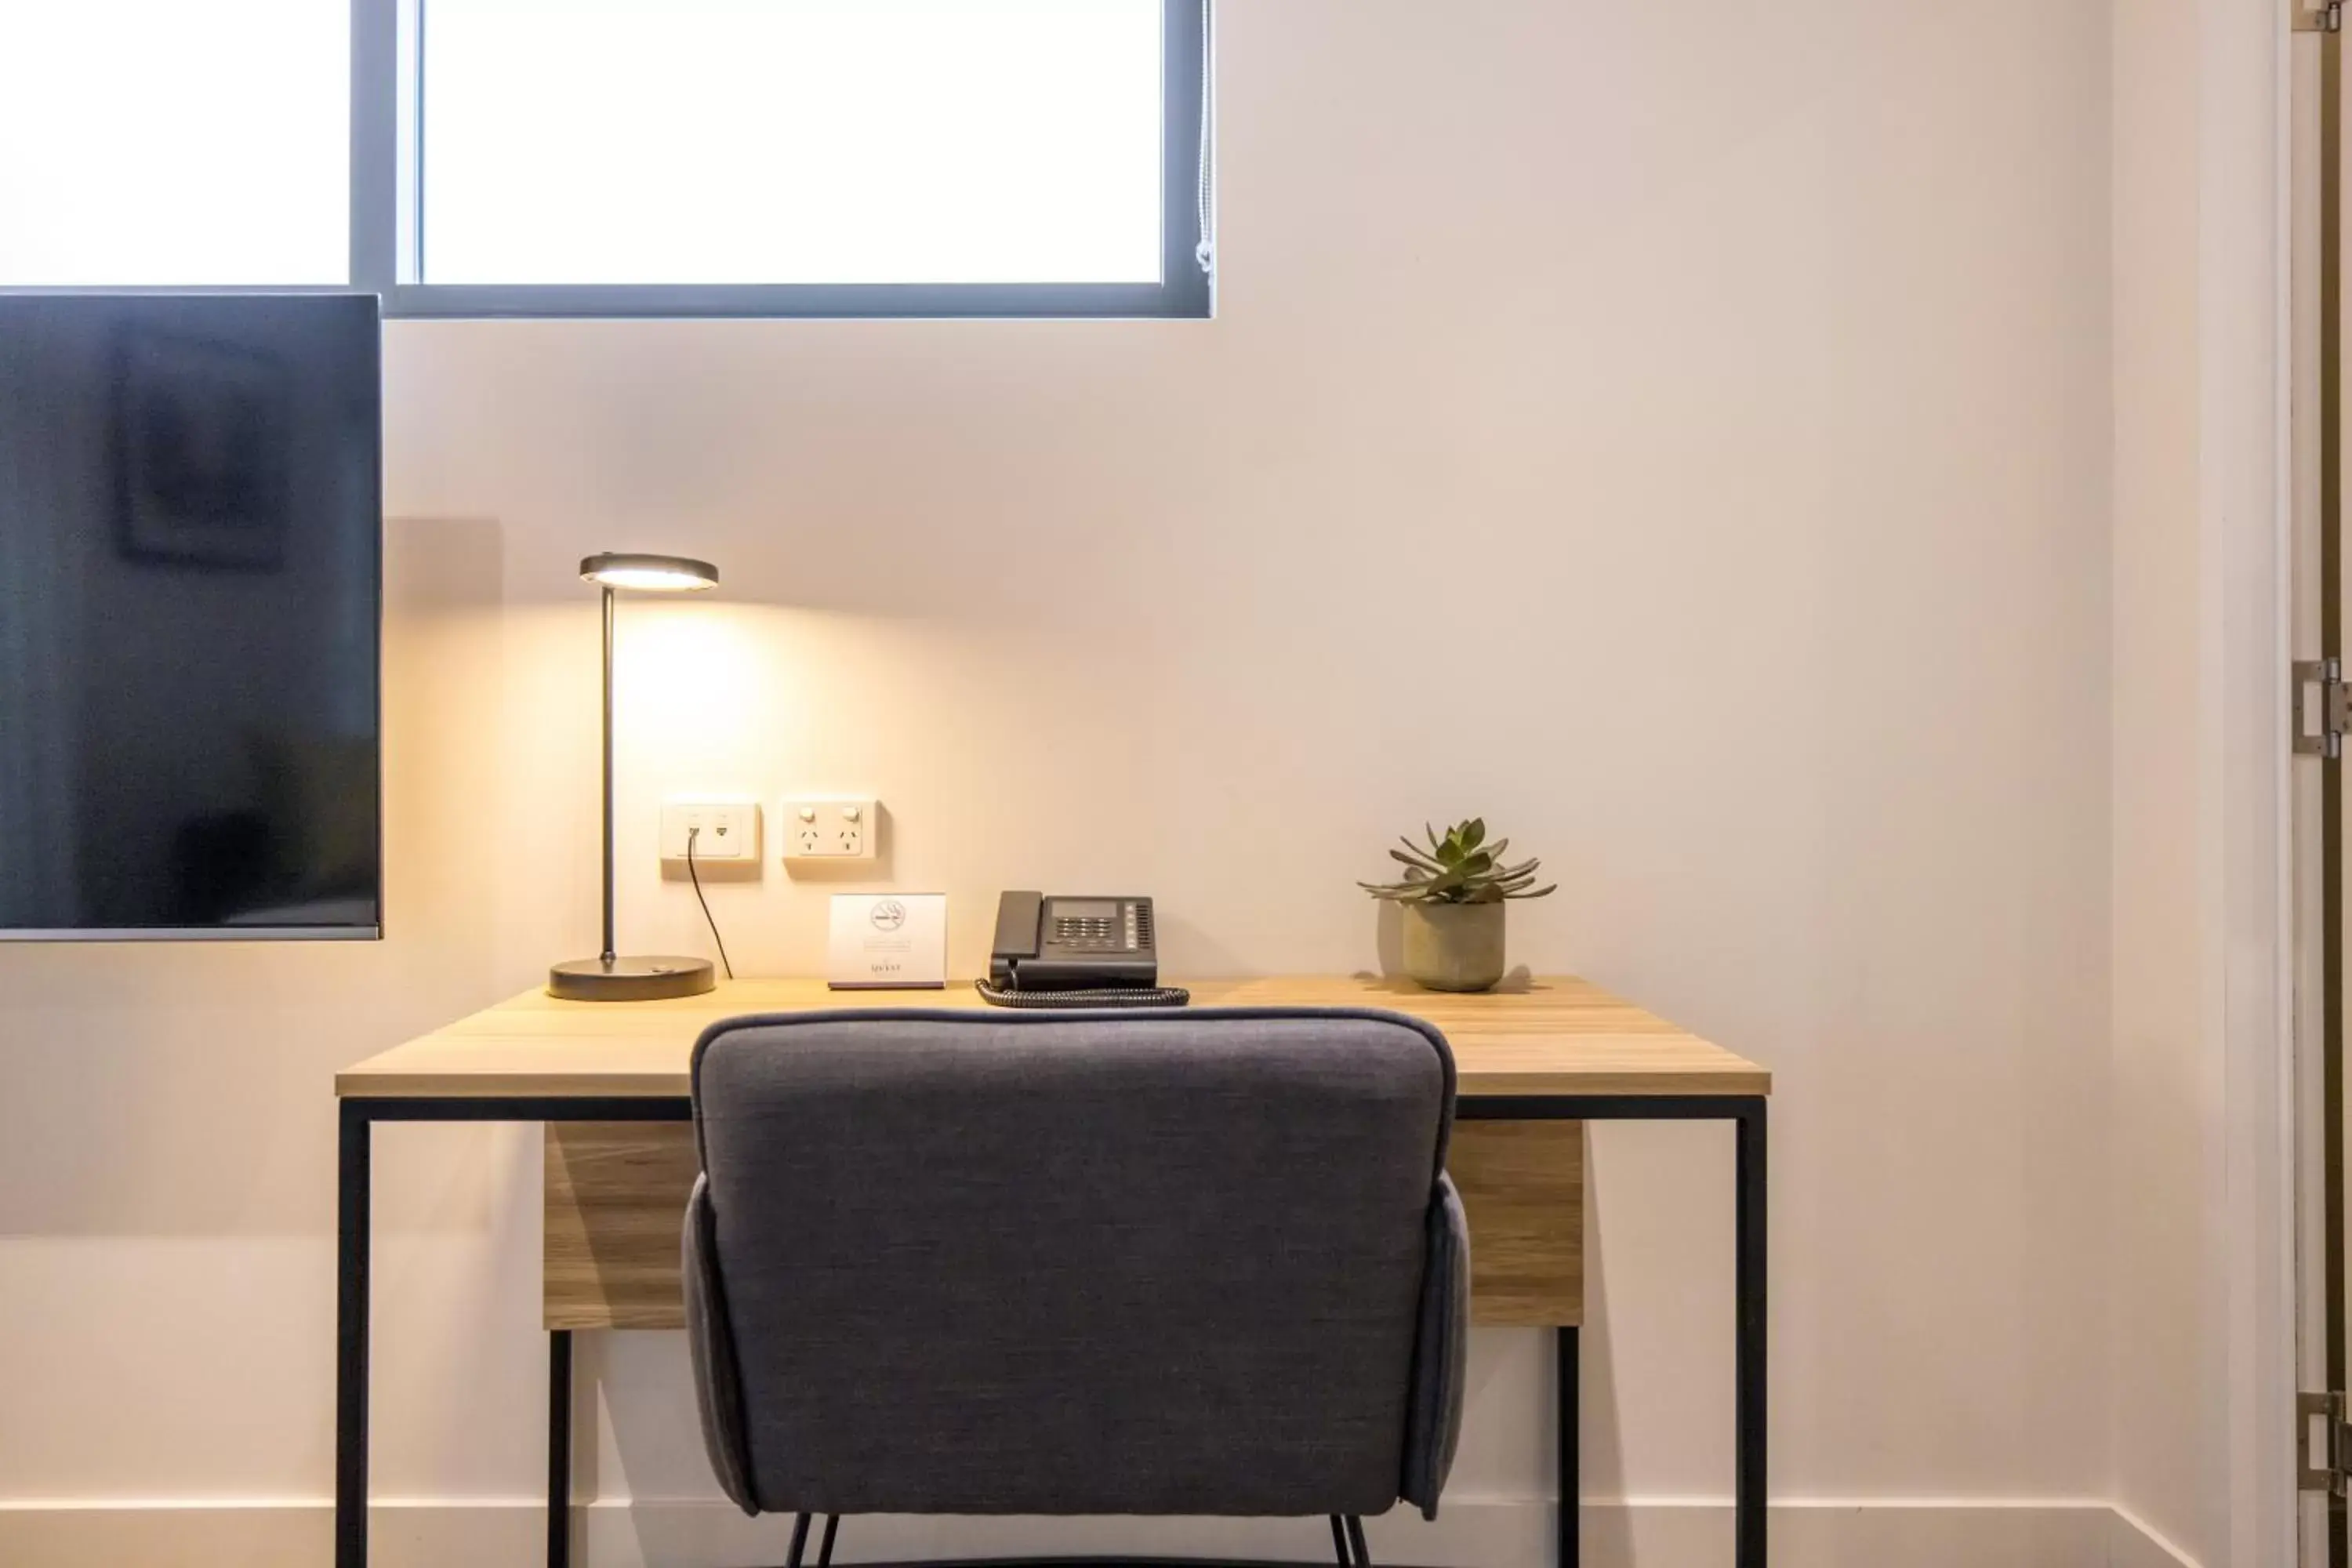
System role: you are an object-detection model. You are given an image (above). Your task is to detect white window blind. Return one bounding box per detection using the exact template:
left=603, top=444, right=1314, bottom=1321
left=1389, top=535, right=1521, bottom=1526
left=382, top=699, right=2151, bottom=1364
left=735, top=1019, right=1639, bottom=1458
left=419, top=0, right=1166, bottom=288
left=0, top=0, right=1208, bottom=315
left=0, top=0, right=348, bottom=286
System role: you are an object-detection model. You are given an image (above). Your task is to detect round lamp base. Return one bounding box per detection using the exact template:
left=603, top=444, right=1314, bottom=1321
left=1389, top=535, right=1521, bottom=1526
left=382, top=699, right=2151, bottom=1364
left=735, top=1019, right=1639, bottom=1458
left=548, top=955, right=717, bottom=1003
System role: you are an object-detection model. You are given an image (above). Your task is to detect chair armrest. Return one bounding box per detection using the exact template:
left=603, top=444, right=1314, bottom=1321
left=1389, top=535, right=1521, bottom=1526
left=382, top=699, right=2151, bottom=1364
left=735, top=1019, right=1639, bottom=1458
left=1402, top=1172, right=1469, bottom=1517
left=683, top=1172, right=760, bottom=1515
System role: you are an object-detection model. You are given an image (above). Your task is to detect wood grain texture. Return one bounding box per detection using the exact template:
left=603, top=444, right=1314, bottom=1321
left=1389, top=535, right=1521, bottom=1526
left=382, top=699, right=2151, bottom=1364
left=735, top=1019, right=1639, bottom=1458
left=1446, top=1120, right=1584, bottom=1327
left=544, top=1122, right=703, bottom=1330
left=343, top=975, right=1769, bottom=1100
left=545, top=1120, right=1584, bottom=1331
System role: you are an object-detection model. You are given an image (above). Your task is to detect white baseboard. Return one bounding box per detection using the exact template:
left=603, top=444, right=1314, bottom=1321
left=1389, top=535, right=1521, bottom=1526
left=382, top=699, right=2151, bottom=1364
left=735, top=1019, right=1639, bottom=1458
left=0, top=1497, right=2187, bottom=1568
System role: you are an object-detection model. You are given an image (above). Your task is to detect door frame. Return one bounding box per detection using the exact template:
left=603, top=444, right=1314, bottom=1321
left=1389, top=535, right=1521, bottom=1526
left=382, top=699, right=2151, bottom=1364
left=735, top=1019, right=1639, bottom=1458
left=2290, top=4, right=2336, bottom=1566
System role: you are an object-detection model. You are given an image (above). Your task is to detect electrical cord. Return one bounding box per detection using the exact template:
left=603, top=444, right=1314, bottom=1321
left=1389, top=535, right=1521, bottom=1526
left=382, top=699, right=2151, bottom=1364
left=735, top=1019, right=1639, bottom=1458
left=1196, top=0, right=1216, bottom=277
left=685, top=826, right=734, bottom=981
left=973, top=978, right=1190, bottom=1009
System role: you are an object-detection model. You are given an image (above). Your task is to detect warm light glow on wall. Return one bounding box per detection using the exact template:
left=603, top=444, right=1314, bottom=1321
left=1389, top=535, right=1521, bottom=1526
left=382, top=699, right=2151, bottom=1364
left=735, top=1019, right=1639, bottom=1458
left=613, top=604, right=769, bottom=749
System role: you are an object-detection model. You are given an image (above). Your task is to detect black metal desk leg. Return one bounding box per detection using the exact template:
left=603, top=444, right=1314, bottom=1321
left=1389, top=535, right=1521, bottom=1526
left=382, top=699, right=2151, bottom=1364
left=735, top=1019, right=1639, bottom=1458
left=1735, top=1101, right=1768, bottom=1568
left=336, top=1104, right=372, bottom=1568
left=549, top=1330, right=574, bottom=1568
left=1558, top=1324, right=1579, bottom=1568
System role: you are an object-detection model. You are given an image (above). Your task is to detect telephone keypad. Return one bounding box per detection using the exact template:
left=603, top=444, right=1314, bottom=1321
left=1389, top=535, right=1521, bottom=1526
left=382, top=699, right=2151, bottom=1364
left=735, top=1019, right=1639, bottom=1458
left=1052, top=912, right=1133, bottom=952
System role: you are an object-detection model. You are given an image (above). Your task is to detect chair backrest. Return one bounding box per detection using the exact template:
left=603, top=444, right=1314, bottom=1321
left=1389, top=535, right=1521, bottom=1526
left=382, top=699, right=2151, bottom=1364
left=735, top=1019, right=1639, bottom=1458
left=684, top=1007, right=1467, bottom=1523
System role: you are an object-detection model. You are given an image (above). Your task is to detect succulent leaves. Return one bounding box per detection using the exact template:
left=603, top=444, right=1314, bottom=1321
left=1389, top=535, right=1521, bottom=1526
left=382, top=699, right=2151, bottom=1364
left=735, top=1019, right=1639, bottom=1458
left=1359, top=817, right=1557, bottom=905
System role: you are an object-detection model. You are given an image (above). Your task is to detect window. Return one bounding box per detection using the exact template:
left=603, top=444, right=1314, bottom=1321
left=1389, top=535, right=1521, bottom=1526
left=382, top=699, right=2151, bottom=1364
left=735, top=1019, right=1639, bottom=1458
left=423, top=0, right=1166, bottom=289
left=0, top=0, right=1212, bottom=317
left=0, top=0, right=349, bottom=286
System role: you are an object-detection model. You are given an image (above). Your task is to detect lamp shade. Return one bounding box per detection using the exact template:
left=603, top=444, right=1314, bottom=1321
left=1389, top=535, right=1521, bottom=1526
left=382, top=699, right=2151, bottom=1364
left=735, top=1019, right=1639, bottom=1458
left=580, top=552, right=718, bottom=593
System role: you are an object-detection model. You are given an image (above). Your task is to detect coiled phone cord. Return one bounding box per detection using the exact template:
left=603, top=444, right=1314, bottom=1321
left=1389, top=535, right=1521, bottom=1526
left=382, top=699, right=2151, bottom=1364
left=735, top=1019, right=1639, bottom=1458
left=973, top=979, right=1191, bottom=1010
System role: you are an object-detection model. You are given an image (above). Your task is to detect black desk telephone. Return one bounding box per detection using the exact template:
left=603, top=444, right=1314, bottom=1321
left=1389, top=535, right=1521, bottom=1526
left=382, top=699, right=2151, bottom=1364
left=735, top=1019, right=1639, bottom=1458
left=978, top=891, right=1189, bottom=1008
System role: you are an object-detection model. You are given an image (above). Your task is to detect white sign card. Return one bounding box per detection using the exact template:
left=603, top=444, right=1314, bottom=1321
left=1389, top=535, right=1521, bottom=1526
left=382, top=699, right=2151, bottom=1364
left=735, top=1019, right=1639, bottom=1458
left=826, top=894, right=948, bottom=989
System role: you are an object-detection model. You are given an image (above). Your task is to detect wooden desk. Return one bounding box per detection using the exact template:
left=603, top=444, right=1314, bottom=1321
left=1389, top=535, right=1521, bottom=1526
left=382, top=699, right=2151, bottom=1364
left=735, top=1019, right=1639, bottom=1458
left=333, top=976, right=1769, bottom=1568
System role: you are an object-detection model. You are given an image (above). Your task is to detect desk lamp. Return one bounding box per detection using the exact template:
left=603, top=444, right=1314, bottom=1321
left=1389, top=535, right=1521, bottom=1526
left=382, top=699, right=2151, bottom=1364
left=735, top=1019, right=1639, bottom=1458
left=548, top=552, right=721, bottom=1002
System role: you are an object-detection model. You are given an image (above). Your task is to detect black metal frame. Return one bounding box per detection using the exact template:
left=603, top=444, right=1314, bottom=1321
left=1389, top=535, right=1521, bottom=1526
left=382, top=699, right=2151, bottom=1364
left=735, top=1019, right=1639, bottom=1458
left=336, top=1093, right=1766, bottom=1568
left=1457, top=1096, right=1769, bottom=1568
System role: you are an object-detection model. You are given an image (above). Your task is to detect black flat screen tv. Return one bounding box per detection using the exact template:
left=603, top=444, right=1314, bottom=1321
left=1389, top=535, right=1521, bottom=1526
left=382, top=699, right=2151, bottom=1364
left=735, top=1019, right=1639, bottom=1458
left=0, top=293, right=382, bottom=938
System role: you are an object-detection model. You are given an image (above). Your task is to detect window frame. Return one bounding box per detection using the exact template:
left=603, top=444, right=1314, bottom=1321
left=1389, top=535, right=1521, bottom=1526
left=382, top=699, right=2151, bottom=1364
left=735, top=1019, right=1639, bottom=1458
left=346, top=0, right=1214, bottom=319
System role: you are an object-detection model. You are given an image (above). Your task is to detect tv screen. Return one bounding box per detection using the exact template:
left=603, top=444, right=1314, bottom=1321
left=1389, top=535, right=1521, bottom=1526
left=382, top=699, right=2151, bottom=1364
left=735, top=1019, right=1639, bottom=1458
left=0, top=293, right=382, bottom=938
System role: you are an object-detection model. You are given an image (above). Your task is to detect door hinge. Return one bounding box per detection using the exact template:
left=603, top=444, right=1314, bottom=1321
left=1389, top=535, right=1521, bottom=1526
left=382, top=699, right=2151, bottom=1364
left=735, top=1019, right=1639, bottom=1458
left=2301, top=1, right=2345, bottom=32
left=2304, top=1392, right=2351, bottom=1493
left=2296, top=659, right=2348, bottom=757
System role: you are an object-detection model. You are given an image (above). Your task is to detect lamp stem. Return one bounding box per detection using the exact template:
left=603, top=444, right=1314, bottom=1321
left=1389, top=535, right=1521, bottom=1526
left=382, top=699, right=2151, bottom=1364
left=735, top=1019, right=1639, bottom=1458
left=600, top=583, right=616, bottom=967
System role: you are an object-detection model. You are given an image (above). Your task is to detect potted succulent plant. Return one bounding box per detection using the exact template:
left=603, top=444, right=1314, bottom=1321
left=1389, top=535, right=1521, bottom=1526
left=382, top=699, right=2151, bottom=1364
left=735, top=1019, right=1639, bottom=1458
left=1360, top=818, right=1555, bottom=992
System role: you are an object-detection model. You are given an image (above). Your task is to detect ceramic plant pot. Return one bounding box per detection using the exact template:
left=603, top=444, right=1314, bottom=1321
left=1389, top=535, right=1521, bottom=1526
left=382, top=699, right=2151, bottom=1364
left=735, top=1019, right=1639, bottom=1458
left=1401, top=900, right=1506, bottom=993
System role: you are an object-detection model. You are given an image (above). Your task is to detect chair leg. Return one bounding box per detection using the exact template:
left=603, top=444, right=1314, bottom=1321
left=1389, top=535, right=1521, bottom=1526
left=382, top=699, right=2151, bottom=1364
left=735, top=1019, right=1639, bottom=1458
left=1345, top=1515, right=1372, bottom=1566
left=1330, top=1515, right=1352, bottom=1563
left=817, top=1514, right=840, bottom=1566
left=785, top=1512, right=811, bottom=1568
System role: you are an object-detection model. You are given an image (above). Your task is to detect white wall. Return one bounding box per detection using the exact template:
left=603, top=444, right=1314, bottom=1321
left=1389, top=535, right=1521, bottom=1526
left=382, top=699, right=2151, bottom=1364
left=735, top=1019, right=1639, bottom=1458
left=2109, top=0, right=2216, bottom=1557
left=2108, top=0, right=2296, bottom=1563
left=0, top=2, right=2141, bottom=1563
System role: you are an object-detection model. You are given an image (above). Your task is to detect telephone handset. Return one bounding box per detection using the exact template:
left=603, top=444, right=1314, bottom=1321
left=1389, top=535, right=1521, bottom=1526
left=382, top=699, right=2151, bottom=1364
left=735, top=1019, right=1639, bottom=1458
left=978, top=891, right=1189, bottom=1009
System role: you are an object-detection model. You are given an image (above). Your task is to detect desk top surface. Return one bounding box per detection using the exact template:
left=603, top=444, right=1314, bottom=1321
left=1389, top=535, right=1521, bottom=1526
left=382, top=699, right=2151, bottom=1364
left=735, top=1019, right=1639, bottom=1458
left=336, top=975, right=1769, bottom=1101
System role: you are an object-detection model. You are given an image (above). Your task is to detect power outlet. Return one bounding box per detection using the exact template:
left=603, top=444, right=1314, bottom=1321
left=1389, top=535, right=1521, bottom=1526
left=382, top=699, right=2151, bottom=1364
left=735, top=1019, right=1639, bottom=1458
left=660, top=799, right=759, bottom=863
left=781, top=797, right=877, bottom=862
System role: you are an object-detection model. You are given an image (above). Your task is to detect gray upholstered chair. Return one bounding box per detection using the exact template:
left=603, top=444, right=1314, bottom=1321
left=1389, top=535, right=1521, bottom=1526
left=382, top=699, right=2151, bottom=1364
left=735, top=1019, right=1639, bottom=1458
left=683, top=1007, right=1469, bottom=1568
